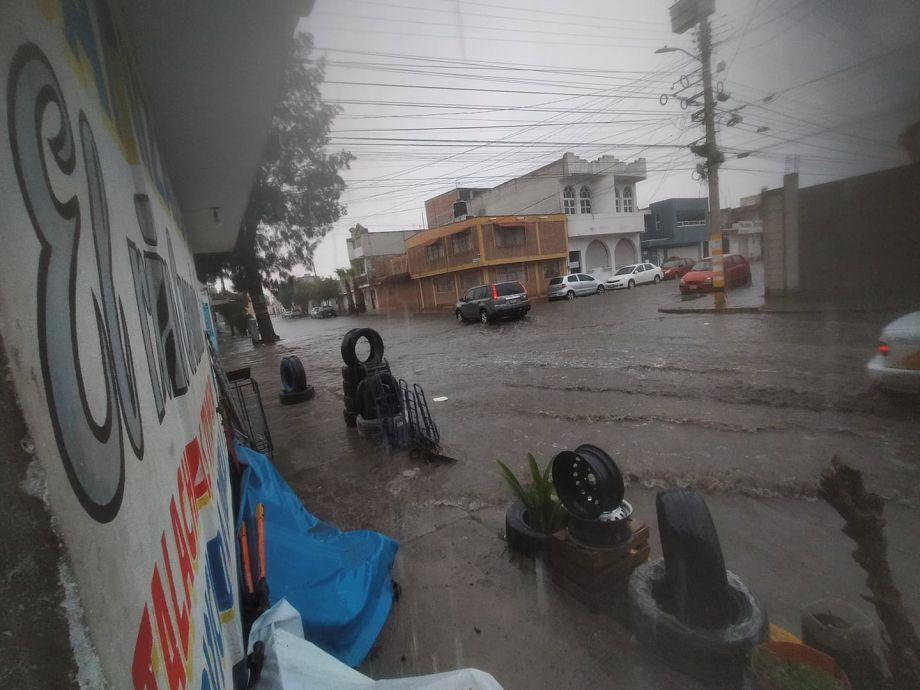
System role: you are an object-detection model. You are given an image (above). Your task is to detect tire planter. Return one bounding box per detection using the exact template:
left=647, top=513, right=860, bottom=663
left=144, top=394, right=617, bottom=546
left=801, top=599, right=875, bottom=689
left=504, top=501, right=550, bottom=556
left=567, top=500, right=633, bottom=547
left=629, top=558, right=768, bottom=682
left=656, top=489, right=733, bottom=627
left=279, top=386, right=314, bottom=405
left=551, top=444, right=624, bottom=520
left=343, top=409, right=358, bottom=428
left=750, top=641, right=851, bottom=690
left=355, top=373, right=402, bottom=420
left=280, top=355, right=307, bottom=393
left=340, top=328, right=385, bottom=367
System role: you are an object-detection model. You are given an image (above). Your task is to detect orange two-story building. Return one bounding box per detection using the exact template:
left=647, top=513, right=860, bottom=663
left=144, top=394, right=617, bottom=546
left=406, top=214, right=569, bottom=309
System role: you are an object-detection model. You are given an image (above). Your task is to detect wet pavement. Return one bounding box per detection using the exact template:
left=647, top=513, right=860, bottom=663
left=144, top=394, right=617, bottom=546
left=222, top=279, right=920, bottom=688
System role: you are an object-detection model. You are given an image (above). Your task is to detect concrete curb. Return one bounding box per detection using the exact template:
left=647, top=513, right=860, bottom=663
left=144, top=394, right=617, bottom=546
left=658, top=306, right=763, bottom=314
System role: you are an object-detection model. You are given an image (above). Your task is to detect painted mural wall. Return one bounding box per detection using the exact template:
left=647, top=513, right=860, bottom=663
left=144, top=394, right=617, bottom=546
left=0, top=1, right=244, bottom=687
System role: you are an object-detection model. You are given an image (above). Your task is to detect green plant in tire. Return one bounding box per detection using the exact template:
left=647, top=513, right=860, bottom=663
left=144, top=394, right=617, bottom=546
left=496, top=454, right=568, bottom=534
left=751, top=651, right=846, bottom=690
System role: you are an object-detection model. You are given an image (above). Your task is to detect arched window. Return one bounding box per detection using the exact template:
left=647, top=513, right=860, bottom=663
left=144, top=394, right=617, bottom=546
left=615, top=188, right=621, bottom=213
left=623, top=187, right=634, bottom=212
left=579, top=185, right=592, bottom=214
left=562, top=186, right=576, bottom=214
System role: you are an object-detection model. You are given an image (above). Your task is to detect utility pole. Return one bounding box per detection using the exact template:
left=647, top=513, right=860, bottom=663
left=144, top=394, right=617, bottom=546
left=698, top=16, right=725, bottom=304
left=660, top=0, right=725, bottom=305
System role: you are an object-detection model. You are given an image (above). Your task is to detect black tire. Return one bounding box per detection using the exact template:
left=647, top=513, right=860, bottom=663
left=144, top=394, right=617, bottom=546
left=628, top=558, right=768, bottom=681
left=343, top=395, right=359, bottom=413
left=341, top=366, right=366, bottom=384
left=596, top=285, right=606, bottom=294
left=279, top=386, right=315, bottom=405
left=479, top=309, right=489, bottom=325
left=628, top=280, right=635, bottom=289
left=341, top=328, right=385, bottom=367
left=342, top=380, right=359, bottom=398
left=654, top=275, right=661, bottom=283
left=656, top=489, right=732, bottom=628
left=567, top=502, right=633, bottom=547
left=566, top=290, right=575, bottom=301
left=504, top=501, right=550, bottom=556
left=280, top=355, right=307, bottom=393
left=456, top=309, right=466, bottom=324
left=355, top=372, right=402, bottom=420
left=343, top=409, right=358, bottom=427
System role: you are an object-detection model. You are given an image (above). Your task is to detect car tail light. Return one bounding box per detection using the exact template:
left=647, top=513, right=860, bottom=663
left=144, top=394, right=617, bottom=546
left=879, top=342, right=890, bottom=356
left=492, top=284, right=499, bottom=300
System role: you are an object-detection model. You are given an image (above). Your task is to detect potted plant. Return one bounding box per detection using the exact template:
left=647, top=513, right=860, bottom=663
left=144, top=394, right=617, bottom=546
left=497, top=453, right=568, bottom=556
left=750, top=641, right=850, bottom=690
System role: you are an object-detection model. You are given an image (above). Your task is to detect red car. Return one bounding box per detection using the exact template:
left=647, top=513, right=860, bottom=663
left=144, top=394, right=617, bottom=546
left=661, top=257, right=695, bottom=280
left=679, top=254, right=752, bottom=293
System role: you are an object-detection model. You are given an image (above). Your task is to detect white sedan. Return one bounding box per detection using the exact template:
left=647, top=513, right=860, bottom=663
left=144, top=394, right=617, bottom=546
left=605, top=263, right=663, bottom=290
left=867, top=311, right=920, bottom=393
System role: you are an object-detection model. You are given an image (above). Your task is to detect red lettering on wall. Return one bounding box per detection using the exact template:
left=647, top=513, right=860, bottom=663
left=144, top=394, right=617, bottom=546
left=184, top=438, right=211, bottom=506
left=160, top=533, right=191, bottom=658
left=132, top=605, right=159, bottom=690
left=175, top=461, right=199, bottom=560
left=151, top=565, right=186, bottom=690
left=169, top=499, right=196, bottom=602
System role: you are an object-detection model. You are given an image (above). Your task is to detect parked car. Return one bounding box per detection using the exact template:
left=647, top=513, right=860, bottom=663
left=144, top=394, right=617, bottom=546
left=456, top=281, right=530, bottom=324
left=867, top=311, right=920, bottom=394
left=661, top=257, right=695, bottom=280
left=310, top=305, right=337, bottom=318
left=605, top=263, right=663, bottom=290
left=280, top=306, right=302, bottom=318
left=679, top=254, right=752, bottom=293
left=547, top=273, right=605, bottom=300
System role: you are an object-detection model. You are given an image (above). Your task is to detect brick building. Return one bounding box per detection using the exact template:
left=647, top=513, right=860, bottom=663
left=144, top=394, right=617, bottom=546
left=406, top=214, right=568, bottom=310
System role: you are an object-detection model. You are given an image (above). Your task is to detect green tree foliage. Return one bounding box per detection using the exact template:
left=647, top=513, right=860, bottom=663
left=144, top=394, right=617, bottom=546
left=496, top=453, right=568, bottom=534
left=199, top=32, right=353, bottom=341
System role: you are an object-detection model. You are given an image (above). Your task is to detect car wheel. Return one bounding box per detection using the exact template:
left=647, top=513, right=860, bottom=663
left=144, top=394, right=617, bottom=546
left=504, top=501, right=551, bottom=557
left=479, top=309, right=489, bottom=324
left=628, top=280, right=635, bottom=289
left=596, top=285, right=606, bottom=294
left=566, top=290, right=575, bottom=301
left=455, top=309, right=465, bottom=323
left=654, top=275, right=661, bottom=283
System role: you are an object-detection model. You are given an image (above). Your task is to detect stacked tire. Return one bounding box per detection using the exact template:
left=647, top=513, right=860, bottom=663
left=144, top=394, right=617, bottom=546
left=340, top=328, right=385, bottom=427
left=279, top=355, right=315, bottom=405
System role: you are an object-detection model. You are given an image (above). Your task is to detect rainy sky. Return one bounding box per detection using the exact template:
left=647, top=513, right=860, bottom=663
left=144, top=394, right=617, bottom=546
left=299, top=0, right=920, bottom=275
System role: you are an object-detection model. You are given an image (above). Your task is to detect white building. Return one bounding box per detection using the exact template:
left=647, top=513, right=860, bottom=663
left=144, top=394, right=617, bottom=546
left=467, top=152, right=647, bottom=281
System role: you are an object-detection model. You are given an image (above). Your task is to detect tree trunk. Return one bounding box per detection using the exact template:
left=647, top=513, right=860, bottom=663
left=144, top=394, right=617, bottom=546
left=343, top=278, right=356, bottom=314
left=239, top=222, right=279, bottom=344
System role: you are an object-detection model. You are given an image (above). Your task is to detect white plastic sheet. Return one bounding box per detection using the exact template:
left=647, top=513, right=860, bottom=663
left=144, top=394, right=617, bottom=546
left=249, top=600, right=504, bottom=690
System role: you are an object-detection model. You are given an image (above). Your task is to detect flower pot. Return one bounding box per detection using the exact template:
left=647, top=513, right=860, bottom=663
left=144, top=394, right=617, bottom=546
left=801, top=599, right=877, bottom=688
left=750, top=641, right=851, bottom=690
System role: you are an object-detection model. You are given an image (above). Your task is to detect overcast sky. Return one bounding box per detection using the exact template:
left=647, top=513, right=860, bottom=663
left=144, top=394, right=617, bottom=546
left=298, top=0, right=920, bottom=276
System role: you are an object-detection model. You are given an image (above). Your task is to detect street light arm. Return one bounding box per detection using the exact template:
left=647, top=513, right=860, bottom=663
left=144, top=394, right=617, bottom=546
left=655, top=45, right=701, bottom=61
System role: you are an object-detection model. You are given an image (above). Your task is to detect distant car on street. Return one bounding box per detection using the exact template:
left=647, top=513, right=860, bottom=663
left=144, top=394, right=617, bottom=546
left=605, top=263, right=663, bottom=290
left=310, top=305, right=337, bottom=318
left=456, top=281, right=530, bottom=324
left=867, top=311, right=920, bottom=394
left=280, top=306, right=302, bottom=318
left=679, top=254, right=752, bottom=293
left=661, top=257, right=695, bottom=280
left=547, top=273, right=605, bottom=300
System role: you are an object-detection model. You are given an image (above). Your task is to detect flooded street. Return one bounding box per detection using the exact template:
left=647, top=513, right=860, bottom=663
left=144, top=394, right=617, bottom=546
left=222, top=281, right=920, bottom=689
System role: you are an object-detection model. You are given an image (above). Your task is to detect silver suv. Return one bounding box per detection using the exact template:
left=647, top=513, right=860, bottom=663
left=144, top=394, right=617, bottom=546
left=456, top=282, right=530, bottom=324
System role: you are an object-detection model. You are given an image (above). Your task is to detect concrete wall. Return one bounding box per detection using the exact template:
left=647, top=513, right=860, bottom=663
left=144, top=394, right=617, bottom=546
left=471, top=161, right=564, bottom=216
left=1, top=3, right=242, bottom=687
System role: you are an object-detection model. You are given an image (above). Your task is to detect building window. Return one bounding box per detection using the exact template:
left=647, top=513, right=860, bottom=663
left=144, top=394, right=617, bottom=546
left=563, top=186, right=576, bottom=214
left=623, top=187, right=634, bottom=212
left=655, top=215, right=661, bottom=232
left=579, top=185, right=592, bottom=214
left=426, top=241, right=445, bottom=260
left=435, top=274, right=454, bottom=293
left=675, top=210, right=706, bottom=227
left=451, top=230, right=473, bottom=254
left=495, top=225, right=525, bottom=248
left=615, top=188, right=621, bottom=213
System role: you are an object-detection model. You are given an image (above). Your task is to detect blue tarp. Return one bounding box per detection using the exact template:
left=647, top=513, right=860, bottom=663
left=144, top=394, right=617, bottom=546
left=235, top=442, right=399, bottom=667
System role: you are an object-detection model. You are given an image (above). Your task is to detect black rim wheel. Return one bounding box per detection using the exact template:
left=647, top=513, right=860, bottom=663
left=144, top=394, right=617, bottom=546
left=551, top=444, right=624, bottom=520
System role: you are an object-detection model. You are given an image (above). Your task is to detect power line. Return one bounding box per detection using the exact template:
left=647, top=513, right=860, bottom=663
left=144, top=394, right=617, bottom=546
left=324, top=80, right=663, bottom=99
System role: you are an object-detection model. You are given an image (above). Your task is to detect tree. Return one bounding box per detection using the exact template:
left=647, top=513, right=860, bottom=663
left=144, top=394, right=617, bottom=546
left=335, top=268, right=356, bottom=314
left=314, top=277, right=341, bottom=304
left=212, top=32, right=353, bottom=342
